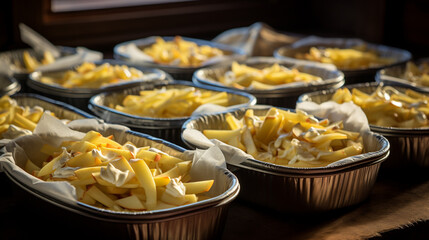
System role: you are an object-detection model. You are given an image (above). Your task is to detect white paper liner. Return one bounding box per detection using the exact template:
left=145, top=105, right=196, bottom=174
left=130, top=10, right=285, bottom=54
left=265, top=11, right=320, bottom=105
left=35, top=47, right=103, bottom=72
left=18, top=23, right=103, bottom=73
left=19, top=23, right=61, bottom=58
left=212, top=22, right=301, bottom=57
left=0, top=113, right=228, bottom=208
left=183, top=102, right=377, bottom=168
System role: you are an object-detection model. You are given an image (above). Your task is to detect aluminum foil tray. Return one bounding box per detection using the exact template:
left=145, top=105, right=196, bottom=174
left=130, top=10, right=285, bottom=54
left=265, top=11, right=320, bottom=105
left=376, top=58, right=429, bottom=93
left=274, top=38, right=412, bottom=84
left=2, top=126, right=239, bottom=240
left=0, top=74, right=21, bottom=96
left=88, top=80, right=256, bottom=147
left=113, top=36, right=246, bottom=81
left=192, top=57, right=345, bottom=109
left=0, top=46, right=76, bottom=93
left=298, top=81, right=429, bottom=169
left=27, top=59, right=171, bottom=112
left=181, top=106, right=389, bottom=213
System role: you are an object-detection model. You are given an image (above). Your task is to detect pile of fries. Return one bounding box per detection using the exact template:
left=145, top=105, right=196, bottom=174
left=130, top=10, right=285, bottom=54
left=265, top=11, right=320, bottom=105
left=219, top=61, right=322, bottom=90
left=295, top=45, right=394, bottom=70
left=403, top=61, right=429, bottom=87
left=0, top=95, right=56, bottom=139
left=20, top=50, right=55, bottom=72
left=40, top=62, right=144, bottom=89
left=142, top=36, right=224, bottom=67
left=24, top=130, right=214, bottom=212
left=203, top=107, right=364, bottom=168
left=331, top=86, right=429, bottom=128
left=113, top=87, right=229, bottom=118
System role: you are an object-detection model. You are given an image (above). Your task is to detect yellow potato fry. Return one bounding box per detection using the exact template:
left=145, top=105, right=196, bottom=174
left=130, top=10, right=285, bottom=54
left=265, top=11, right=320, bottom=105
left=202, top=107, right=364, bottom=168
left=255, top=108, right=283, bottom=143
left=12, top=112, right=37, bottom=131
left=24, top=159, right=40, bottom=175
left=115, top=195, right=145, bottom=210
left=67, top=151, right=100, bottom=168
left=142, top=36, right=224, bottom=67
left=86, top=185, right=117, bottom=208
left=74, top=166, right=104, bottom=180
left=37, top=149, right=69, bottom=177
left=203, top=128, right=242, bottom=143
left=219, top=62, right=322, bottom=90
left=160, top=191, right=188, bottom=206
left=23, top=51, right=40, bottom=72
left=130, top=159, right=157, bottom=210
left=114, top=87, right=231, bottom=118
left=331, top=85, right=429, bottom=128
left=24, top=130, right=214, bottom=212
left=295, top=45, right=394, bottom=70
left=41, top=62, right=144, bottom=89
left=183, top=180, right=214, bottom=194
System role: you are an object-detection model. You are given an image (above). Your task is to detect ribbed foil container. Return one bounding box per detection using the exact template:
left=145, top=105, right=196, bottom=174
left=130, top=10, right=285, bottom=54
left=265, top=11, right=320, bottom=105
left=274, top=40, right=412, bottom=84
left=182, top=106, right=389, bottom=213
left=0, top=93, right=94, bottom=204
left=88, top=80, right=256, bottom=147
left=27, top=59, right=171, bottom=112
left=376, top=58, right=429, bottom=93
left=0, top=74, right=21, bottom=96
left=192, top=57, right=345, bottom=109
left=113, top=36, right=246, bottom=81
left=0, top=93, right=93, bottom=147
left=11, top=93, right=94, bottom=120
left=3, top=128, right=240, bottom=240
left=298, top=81, right=429, bottom=169
left=0, top=47, right=76, bottom=93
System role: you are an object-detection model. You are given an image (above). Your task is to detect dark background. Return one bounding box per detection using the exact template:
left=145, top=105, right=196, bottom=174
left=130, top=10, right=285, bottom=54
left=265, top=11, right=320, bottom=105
left=1, top=0, right=428, bottom=59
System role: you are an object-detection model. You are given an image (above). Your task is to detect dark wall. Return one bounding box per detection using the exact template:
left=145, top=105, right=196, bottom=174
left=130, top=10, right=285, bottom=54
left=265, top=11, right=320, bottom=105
left=1, top=0, right=428, bottom=59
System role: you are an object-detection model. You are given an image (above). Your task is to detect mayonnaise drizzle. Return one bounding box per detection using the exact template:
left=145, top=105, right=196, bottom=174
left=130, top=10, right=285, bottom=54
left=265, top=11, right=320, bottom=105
left=100, top=163, right=131, bottom=187
left=53, top=147, right=72, bottom=171
left=165, top=177, right=186, bottom=198
left=92, top=149, right=119, bottom=162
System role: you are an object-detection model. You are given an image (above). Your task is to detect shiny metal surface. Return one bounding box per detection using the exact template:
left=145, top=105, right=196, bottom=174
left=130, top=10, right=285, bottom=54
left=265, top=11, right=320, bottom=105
left=0, top=75, right=21, bottom=96
left=113, top=36, right=246, bottom=81
left=228, top=157, right=384, bottom=213
left=376, top=58, right=429, bottom=93
left=27, top=59, right=171, bottom=110
left=0, top=47, right=76, bottom=92
left=88, top=80, right=256, bottom=145
left=12, top=93, right=94, bottom=120
left=3, top=127, right=240, bottom=240
left=192, top=57, right=345, bottom=108
left=298, top=81, right=429, bottom=168
left=274, top=40, right=412, bottom=84
left=182, top=106, right=389, bottom=212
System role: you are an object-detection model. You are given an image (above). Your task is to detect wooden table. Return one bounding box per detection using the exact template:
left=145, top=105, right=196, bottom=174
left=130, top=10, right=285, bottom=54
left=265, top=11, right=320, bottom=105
left=223, top=168, right=429, bottom=240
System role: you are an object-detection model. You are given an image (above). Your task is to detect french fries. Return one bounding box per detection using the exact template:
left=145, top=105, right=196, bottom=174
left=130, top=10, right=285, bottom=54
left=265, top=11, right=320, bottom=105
left=142, top=36, right=224, bottom=67
left=202, top=108, right=364, bottom=168
left=295, top=45, right=394, bottom=70
left=40, top=62, right=144, bottom=88
left=0, top=95, right=57, bottom=139
left=402, top=61, right=429, bottom=87
left=331, top=86, right=429, bottom=128
left=24, top=130, right=214, bottom=212
left=219, top=61, right=322, bottom=90
left=22, top=50, right=56, bottom=72
left=112, top=87, right=230, bottom=118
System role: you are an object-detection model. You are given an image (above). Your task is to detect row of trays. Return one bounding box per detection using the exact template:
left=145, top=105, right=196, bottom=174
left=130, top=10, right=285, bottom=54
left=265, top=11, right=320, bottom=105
left=0, top=35, right=427, bottom=239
